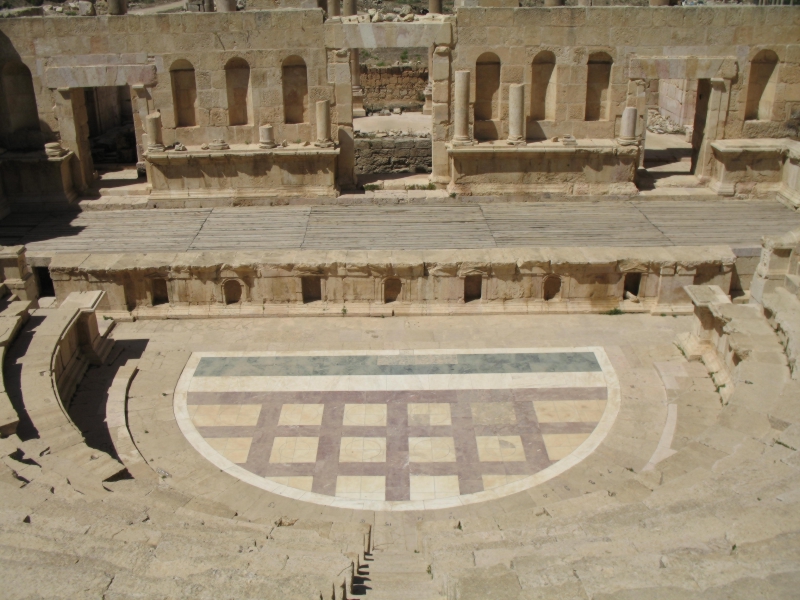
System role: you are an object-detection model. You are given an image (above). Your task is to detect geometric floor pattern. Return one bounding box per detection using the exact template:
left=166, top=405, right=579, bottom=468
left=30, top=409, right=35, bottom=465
left=175, top=348, right=619, bottom=510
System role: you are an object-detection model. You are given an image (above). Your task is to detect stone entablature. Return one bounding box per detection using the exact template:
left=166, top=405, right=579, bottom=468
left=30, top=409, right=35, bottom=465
left=47, top=246, right=735, bottom=317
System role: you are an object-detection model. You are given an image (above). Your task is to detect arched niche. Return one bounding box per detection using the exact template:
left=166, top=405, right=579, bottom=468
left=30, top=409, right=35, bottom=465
left=225, top=57, right=250, bottom=126
left=585, top=52, right=612, bottom=122
left=282, top=56, right=309, bottom=125
left=170, top=59, right=197, bottom=128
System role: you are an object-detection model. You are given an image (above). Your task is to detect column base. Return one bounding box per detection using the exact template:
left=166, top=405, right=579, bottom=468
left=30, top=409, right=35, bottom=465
left=315, top=141, right=336, bottom=149
left=506, top=138, right=525, bottom=146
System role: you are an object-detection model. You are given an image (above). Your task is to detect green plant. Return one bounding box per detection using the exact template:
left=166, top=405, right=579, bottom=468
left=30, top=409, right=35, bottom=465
left=400, top=50, right=409, bottom=62
left=341, top=305, right=347, bottom=316
left=406, top=183, right=436, bottom=190
left=293, top=139, right=301, bottom=144
left=449, top=192, right=457, bottom=198
left=605, top=308, right=624, bottom=315
left=364, top=184, right=380, bottom=191
left=377, top=61, right=387, bottom=67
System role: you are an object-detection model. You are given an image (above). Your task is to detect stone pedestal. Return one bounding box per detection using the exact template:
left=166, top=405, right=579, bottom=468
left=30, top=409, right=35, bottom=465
left=0, top=245, right=38, bottom=302
left=453, top=70, right=471, bottom=146
left=259, top=125, right=277, bottom=149
left=507, top=84, right=525, bottom=146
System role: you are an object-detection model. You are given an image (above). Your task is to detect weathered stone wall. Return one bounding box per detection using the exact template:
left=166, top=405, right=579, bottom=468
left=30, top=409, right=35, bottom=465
left=48, top=246, right=736, bottom=317
left=659, top=78, right=697, bottom=128
left=360, top=65, right=428, bottom=112
left=354, top=135, right=432, bottom=174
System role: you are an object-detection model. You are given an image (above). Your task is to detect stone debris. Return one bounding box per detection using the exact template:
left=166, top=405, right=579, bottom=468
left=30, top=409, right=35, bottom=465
left=647, top=109, right=688, bottom=135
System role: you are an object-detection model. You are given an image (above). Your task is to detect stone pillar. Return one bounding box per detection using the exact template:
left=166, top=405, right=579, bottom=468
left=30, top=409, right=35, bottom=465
left=351, top=50, right=366, bottom=118
left=544, top=0, right=564, bottom=5
left=618, top=106, right=637, bottom=145
left=327, top=0, right=340, bottom=17
left=423, top=82, right=433, bottom=116
left=343, top=0, right=355, bottom=16
left=145, top=112, right=165, bottom=151
left=215, top=0, right=235, bottom=11
left=507, top=83, right=525, bottom=145
left=54, top=88, right=93, bottom=192
left=203, top=0, right=213, bottom=11
left=578, top=0, right=591, bottom=5
left=453, top=70, right=471, bottom=145
left=429, top=0, right=442, bottom=13
left=107, top=0, right=127, bottom=15
left=315, top=100, right=334, bottom=148
left=259, top=124, right=277, bottom=149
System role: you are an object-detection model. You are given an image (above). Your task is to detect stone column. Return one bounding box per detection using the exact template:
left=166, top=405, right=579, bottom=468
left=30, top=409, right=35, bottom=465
left=351, top=50, right=366, bottom=118
left=259, top=124, right=276, bottom=149
left=107, top=0, right=127, bottom=15
left=429, top=0, right=442, bottom=13
left=315, top=100, right=334, bottom=148
left=145, top=112, right=165, bottom=151
left=453, top=70, right=471, bottom=145
left=544, top=0, right=564, bottom=5
left=618, top=106, right=638, bottom=144
left=327, top=0, right=340, bottom=17
left=203, top=0, right=213, bottom=11
left=215, top=0, right=235, bottom=11
left=342, top=0, right=355, bottom=16
left=507, top=83, right=525, bottom=145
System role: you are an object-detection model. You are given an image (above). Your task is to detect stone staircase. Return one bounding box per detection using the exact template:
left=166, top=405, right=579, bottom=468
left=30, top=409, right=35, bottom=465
left=355, top=551, right=444, bottom=600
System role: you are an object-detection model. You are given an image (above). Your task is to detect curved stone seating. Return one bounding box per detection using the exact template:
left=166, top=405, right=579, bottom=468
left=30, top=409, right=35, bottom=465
left=0, top=298, right=33, bottom=437
left=414, top=285, right=800, bottom=599
left=16, top=290, right=124, bottom=485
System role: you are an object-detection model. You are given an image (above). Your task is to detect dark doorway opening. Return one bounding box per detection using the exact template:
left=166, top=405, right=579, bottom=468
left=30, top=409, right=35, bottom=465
left=384, top=278, right=402, bottom=303
left=302, top=277, right=322, bottom=303
left=152, top=278, right=169, bottom=306
left=224, top=280, right=242, bottom=305
left=33, top=267, right=55, bottom=298
left=623, top=273, right=642, bottom=298
left=690, top=79, right=711, bottom=175
left=464, top=275, right=482, bottom=303
left=543, top=276, right=561, bottom=302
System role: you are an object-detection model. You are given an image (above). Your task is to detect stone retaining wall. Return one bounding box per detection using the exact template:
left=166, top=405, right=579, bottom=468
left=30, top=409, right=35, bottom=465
left=48, top=246, right=735, bottom=318
left=360, top=65, right=428, bottom=112
left=355, top=136, right=432, bottom=174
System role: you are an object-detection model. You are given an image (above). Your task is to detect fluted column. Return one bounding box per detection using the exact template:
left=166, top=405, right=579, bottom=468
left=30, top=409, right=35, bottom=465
left=507, top=83, right=525, bottom=145
left=453, top=70, right=471, bottom=145
left=315, top=100, right=334, bottom=148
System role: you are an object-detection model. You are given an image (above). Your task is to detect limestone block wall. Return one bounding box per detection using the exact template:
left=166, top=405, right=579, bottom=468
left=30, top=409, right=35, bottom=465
left=360, top=65, right=428, bottom=112
left=354, top=135, right=432, bottom=174
left=659, top=78, right=697, bottom=128
left=47, top=246, right=735, bottom=317
left=450, top=7, right=800, bottom=146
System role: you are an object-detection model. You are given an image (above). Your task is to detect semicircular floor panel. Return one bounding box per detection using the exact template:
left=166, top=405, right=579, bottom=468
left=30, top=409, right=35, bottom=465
left=174, top=347, right=620, bottom=511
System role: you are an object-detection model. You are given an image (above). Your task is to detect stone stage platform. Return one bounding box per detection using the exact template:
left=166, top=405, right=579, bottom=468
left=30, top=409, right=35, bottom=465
left=2, top=200, right=800, bottom=257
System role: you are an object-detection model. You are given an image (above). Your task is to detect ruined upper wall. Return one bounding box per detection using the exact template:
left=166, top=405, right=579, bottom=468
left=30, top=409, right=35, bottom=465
left=449, top=7, right=800, bottom=141
left=0, top=6, right=796, bottom=149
